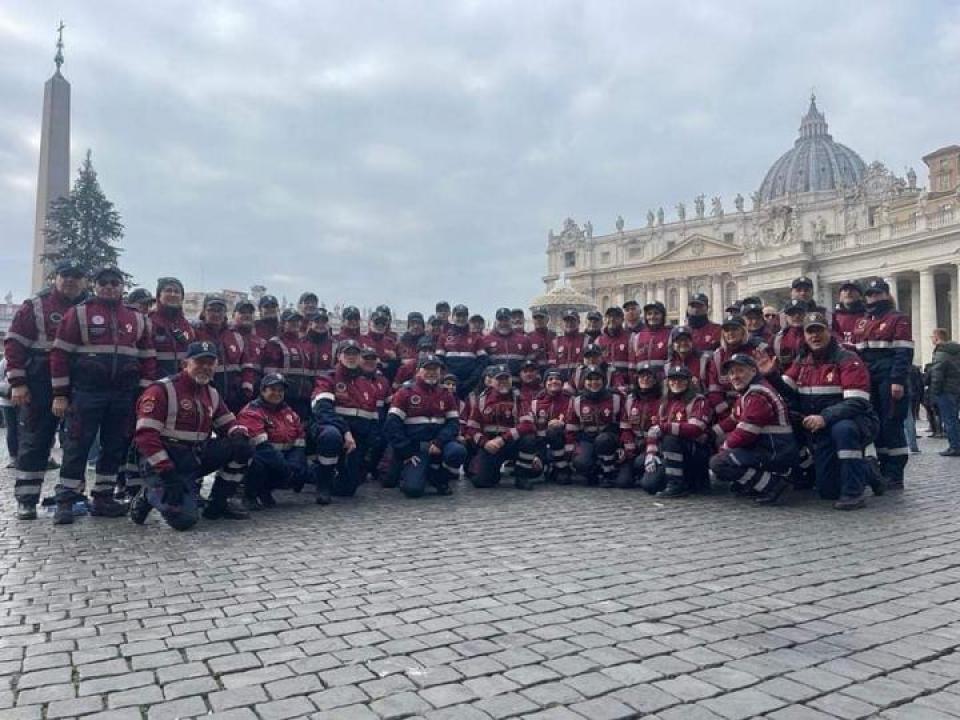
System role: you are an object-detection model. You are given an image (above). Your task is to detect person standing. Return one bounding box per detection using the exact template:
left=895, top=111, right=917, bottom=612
left=686, top=293, right=722, bottom=352
left=5, top=260, right=87, bottom=518
left=851, top=278, right=914, bottom=487
left=149, top=277, right=194, bottom=378
left=929, top=328, right=960, bottom=456
left=49, top=266, right=156, bottom=524
left=254, top=294, right=280, bottom=341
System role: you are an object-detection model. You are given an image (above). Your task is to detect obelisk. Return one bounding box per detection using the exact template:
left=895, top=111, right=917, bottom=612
left=31, top=22, right=71, bottom=293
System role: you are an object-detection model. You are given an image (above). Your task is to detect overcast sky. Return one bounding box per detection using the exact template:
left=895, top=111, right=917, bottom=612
left=1, top=1, right=958, bottom=318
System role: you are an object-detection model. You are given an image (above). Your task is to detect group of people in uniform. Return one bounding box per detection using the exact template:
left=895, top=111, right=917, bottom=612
left=3, top=261, right=913, bottom=530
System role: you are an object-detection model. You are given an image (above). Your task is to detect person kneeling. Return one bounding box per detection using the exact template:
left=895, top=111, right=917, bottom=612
left=467, top=366, right=537, bottom=489
left=130, top=342, right=253, bottom=530
left=759, top=312, right=880, bottom=510
left=566, top=366, right=623, bottom=487
left=642, top=365, right=712, bottom=498
left=235, top=373, right=309, bottom=511
left=385, top=354, right=465, bottom=497
left=710, top=354, right=800, bottom=505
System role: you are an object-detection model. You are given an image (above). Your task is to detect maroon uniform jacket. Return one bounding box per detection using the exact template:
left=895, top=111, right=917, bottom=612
left=335, top=326, right=363, bottom=345
left=551, top=331, right=588, bottom=375
left=706, top=337, right=774, bottom=419
left=254, top=317, right=279, bottom=342
left=597, top=328, right=632, bottom=392
left=367, top=370, right=392, bottom=416
left=527, top=328, right=556, bottom=370
left=362, top=330, right=397, bottom=364
left=303, top=331, right=335, bottom=379
left=520, top=390, right=570, bottom=438
left=832, top=304, right=865, bottom=348
left=716, top=379, right=793, bottom=453
left=261, top=331, right=314, bottom=402
left=4, top=289, right=83, bottom=387
left=193, top=323, right=251, bottom=406
left=396, top=331, right=426, bottom=362
left=564, top=390, right=623, bottom=450
left=619, top=391, right=661, bottom=459
left=50, top=298, right=156, bottom=395
left=518, top=379, right=542, bottom=407
left=234, top=326, right=266, bottom=397
left=667, top=350, right=711, bottom=393
left=466, top=387, right=531, bottom=446
left=645, top=393, right=711, bottom=455
left=480, top=330, right=532, bottom=377
left=688, top=319, right=722, bottom=353
left=236, top=399, right=305, bottom=450
left=149, top=306, right=195, bottom=377
left=772, top=326, right=805, bottom=370
left=629, top=326, right=671, bottom=372
left=311, top=365, right=381, bottom=431
left=133, top=372, right=247, bottom=475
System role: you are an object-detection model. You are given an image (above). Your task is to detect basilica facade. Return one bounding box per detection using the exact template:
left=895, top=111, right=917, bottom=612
left=541, top=96, right=960, bottom=365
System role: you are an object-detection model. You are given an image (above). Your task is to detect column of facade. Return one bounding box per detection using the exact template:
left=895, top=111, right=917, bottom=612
left=951, top=265, right=959, bottom=341
left=918, top=268, right=936, bottom=366
left=883, top=275, right=899, bottom=309
left=711, top=275, right=724, bottom=323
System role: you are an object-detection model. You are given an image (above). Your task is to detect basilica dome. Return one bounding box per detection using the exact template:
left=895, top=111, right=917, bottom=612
left=757, top=96, right=866, bottom=205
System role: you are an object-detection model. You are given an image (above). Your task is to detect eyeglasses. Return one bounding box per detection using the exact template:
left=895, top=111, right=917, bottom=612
left=97, top=278, right=122, bottom=287
left=763, top=313, right=777, bottom=319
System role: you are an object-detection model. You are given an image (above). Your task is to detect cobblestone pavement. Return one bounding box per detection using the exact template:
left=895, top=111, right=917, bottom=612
left=1, top=436, right=960, bottom=720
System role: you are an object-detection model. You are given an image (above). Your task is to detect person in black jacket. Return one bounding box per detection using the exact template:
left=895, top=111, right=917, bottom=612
left=930, top=329, right=960, bottom=456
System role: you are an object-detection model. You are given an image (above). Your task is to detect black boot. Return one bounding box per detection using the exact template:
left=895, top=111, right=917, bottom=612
left=53, top=500, right=74, bottom=525
left=16, top=501, right=37, bottom=520
left=258, top=489, right=276, bottom=508
left=514, top=476, right=534, bottom=491
left=90, top=495, right=128, bottom=518
left=754, top=472, right=791, bottom=505
left=128, top=489, right=152, bottom=525
left=834, top=493, right=866, bottom=511
left=865, top=458, right=886, bottom=495
left=205, top=496, right=250, bottom=519
left=241, top=495, right=263, bottom=512
left=657, top=480, right=689, bottom=499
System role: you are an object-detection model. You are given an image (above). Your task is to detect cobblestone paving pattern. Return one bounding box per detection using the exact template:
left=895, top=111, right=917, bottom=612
left=1, top=437, right=959, bottom=719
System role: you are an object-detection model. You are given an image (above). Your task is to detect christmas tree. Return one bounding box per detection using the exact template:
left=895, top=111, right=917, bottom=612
left=41, top=149, right=126, bottom=282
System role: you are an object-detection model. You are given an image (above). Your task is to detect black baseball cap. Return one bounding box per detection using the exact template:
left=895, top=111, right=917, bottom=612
left=185, top=341, right=218, bottom=360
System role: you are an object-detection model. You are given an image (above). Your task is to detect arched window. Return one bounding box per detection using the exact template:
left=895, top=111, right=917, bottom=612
left=600, top=295, right=610, bottom=311
left=668, top=287, right=679, bottom=311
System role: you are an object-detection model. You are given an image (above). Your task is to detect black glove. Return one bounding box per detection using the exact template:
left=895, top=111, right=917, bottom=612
left=229, top=433, right=254, bottom=463
left=159, top=470, right=184, bottom=507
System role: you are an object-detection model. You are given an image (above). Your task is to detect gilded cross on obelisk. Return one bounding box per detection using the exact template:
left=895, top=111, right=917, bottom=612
left=54, top=20, right=65, bottom=71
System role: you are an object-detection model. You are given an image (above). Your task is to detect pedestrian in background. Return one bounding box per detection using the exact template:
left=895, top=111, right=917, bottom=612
left=930, top=328, right=960, bottom=456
